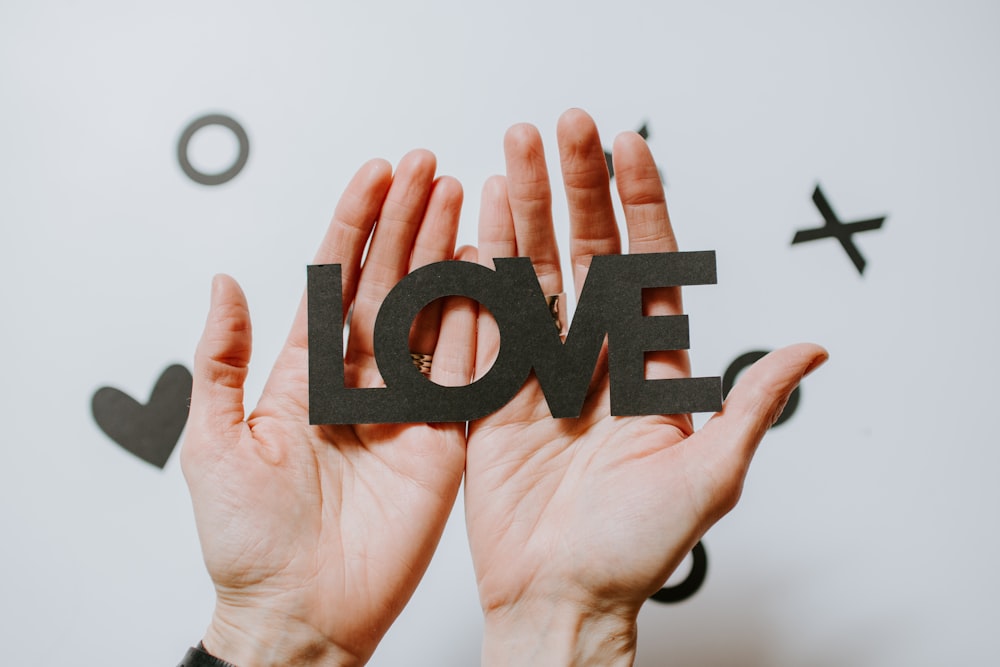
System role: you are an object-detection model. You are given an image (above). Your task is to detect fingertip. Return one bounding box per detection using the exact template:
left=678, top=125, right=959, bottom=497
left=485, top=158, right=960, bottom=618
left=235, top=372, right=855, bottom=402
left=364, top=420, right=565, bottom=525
left=454, top=245, right=478, bottom=262
left=504, top=122, right=543, bottom=152
left=207, top=274, right=249, bottom=335
left=200, top=274, right=251, bottom=369
left=425, top=176, right=465, bottom=233
left=481, top=174, right=507, bottom=199
left=558, top=107, right=595, bottom=126
left=338, top=159, right=394, bottom=218
left=612, top=130, right=652, bottom=160
left=801, top=344, right=830, bottom=377
left=557, top=108, right=599, bottom=144
left=723, top=344, right=828, bottom=430
left=398, top=148, right=437, bottom=175
left=210, top=273, right=225, bottom=305
left=764, top=343, right=829, bottom=380
left=354, top=157, right=394, bottom=190
left=432, top=174, right=464, bottom=202
left=361, top=156, right=392, bottom=175
left=189, top=274, right=251, bottom=440
left=210, top=273, right=245, bottom=306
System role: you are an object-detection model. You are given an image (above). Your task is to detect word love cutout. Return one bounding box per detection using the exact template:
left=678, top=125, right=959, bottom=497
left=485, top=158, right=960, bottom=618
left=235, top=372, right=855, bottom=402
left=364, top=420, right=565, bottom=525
left=308, top=252, right=721, bottom=424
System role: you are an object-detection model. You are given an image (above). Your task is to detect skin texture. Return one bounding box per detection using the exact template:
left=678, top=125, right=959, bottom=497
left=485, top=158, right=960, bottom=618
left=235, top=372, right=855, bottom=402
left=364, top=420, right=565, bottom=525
left=466, top=110, right=827, bottom=665
left=181, top=110, right=827, bottom=667
left=182, top=152, right=477, bottom=667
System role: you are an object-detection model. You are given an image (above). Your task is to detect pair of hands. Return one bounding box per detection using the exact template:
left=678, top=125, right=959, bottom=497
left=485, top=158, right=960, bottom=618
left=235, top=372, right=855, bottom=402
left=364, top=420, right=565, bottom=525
left=181, top=109, right=826, bottom=666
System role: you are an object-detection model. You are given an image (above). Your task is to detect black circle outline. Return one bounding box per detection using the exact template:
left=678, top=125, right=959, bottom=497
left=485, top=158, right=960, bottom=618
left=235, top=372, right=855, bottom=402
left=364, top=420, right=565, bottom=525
left=723, top=350, right=800, bottom=428
left=649, top=540, right=708, bottom=604
left=177, top=113, right=250, bottom=186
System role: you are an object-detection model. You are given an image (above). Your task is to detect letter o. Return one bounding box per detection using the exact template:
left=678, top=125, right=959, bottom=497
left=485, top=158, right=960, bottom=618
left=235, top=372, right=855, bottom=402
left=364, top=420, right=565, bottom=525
left=372, top=259, right=537, bottom=420
left=177, top=113, right=250, bottom=186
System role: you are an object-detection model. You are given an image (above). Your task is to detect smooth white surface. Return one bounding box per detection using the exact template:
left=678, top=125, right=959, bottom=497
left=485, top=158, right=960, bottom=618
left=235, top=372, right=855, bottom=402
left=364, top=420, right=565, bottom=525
left=1, top=2, right=998, bottom=664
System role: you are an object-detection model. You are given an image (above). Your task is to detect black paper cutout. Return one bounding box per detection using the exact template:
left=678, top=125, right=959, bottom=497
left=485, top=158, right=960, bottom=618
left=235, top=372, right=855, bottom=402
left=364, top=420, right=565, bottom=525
left=177, top=114, right=250, bottom=186
left=309, top=252, right=722, bottom=424
left=791, top=185, right=886, bottom=275
left=648, top=540, right=708, bottom=604
left=91, top=364, right=192, bottom=468
left=723, top=350, right=799, bottom=428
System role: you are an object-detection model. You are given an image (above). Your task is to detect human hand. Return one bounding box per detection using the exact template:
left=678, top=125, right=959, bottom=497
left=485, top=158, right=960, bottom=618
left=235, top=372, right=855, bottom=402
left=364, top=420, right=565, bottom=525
left=465, top=110, right=827, bottom=665
left=181, top=151, right=476, bottom=667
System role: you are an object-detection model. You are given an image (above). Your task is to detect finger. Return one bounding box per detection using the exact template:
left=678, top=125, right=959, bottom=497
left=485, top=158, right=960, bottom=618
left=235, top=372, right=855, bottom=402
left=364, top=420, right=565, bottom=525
left=475, top=175, right=514, bottom=377
left=557, top=108, right=621, bottom=297
left=614, top=131, right=679, bottom=256
left=409, top=176, right=463, bottom=356
left=613, top=131, right=682, bottom=311
left=613, top=130, right=689, bottom=381
left=504, top=123, right=563, bottom=297
left=347, top=149, right=438, bottom=385
left=689, top=344, right=829, bottom=516
left=187, top=274, right=251, bottom=444
left=430, top=245, right=479, bottom=388
left=283, top=158, right=393, bottom=352
left=477, top=175, right=517, bottom=266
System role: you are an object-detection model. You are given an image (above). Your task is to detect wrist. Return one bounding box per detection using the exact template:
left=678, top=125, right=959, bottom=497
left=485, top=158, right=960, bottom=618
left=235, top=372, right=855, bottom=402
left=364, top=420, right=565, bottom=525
left=202, top=605, right=360, bottom=667
left=482, top=598, right=638, bottom=667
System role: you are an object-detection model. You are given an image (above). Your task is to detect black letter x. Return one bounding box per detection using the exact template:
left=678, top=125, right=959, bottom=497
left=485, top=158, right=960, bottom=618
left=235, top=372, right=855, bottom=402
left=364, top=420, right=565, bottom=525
left=792, top=185, right=886, bottom=275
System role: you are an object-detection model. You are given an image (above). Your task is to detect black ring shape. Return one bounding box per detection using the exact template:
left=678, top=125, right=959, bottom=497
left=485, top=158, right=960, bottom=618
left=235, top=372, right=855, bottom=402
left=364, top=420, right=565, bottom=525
left=177, top=114, right=249, bottom=186
left=723, top=350, right=800, bottom=428
left=649, top=540, right=708, bottom=604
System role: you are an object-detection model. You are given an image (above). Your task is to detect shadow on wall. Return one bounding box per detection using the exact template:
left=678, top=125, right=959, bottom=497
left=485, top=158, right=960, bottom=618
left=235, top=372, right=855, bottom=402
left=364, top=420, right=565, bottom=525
left=635, top=562, right=901, bottom=667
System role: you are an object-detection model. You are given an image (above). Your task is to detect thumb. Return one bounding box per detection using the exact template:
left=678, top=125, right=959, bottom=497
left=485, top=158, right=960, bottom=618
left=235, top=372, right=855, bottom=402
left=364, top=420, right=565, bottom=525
left=688, top=343, right=828, bottom=515
left=188, top=274, right=252, bottom=443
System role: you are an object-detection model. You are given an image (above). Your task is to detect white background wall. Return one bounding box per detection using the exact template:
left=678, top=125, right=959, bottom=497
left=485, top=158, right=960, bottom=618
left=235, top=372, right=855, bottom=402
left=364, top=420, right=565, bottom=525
left=2, top=1, right=998, bottom=664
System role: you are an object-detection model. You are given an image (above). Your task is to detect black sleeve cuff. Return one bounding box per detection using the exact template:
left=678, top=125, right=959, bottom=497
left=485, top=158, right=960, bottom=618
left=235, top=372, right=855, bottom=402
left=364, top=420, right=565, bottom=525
left=177, top=642, right=239, bottom=667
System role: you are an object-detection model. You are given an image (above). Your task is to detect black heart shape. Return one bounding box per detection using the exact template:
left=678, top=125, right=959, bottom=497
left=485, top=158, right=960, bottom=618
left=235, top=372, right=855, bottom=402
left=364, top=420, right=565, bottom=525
left=92, top=364, right=193, bottom=469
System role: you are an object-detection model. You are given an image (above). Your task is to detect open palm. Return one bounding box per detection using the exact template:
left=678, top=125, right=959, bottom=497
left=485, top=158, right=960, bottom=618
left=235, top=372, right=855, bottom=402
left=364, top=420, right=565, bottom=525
left=465, top=110, right=826, bottom=662
left=182, top=152, right=476, bottom=667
